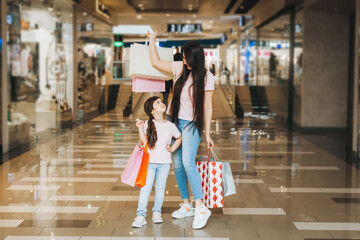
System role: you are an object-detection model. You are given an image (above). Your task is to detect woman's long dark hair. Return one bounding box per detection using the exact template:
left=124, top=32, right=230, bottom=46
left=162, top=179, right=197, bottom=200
left=170, top=41, right=207, bottom=135
left=144, top=96, right=160, bottom=149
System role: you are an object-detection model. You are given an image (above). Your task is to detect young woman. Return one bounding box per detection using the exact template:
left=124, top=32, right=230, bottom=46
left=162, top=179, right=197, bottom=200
left=132, top=96, right=182, bottom=228
left=147, top=30, right=215, bottom=229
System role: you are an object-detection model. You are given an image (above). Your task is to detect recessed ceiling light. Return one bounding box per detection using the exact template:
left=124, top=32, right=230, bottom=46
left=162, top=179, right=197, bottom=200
left=193, top=14, right=196, bottom=18
left=186, top=20, right=191, bottom=24
left=137, top=15, right=142, bottom=19
left=138, top=3, right=143, bottom=7
left=166, top=13, right=170, bottom=17
left=48, top=2, right=54, bottom=11
left=83, top=12, right=87, bottom=16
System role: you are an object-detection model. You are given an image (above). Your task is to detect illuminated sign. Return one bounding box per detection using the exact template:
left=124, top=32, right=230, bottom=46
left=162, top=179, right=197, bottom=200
left=167, top=24, right=202, bottom=33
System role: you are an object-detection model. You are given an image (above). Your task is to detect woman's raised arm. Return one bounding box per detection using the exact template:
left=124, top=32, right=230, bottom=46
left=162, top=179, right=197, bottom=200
left=147, top=30, right=173, bottom=74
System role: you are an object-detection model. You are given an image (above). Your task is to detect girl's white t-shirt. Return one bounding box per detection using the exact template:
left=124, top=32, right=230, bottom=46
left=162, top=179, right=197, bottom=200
left=166, top=61, right=215, bottom=121
left=143, top=120, right=181, bottom=164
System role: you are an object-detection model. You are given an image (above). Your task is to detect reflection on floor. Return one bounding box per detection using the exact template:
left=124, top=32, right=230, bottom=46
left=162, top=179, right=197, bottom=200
left=0, top=108, right=360, bottom=239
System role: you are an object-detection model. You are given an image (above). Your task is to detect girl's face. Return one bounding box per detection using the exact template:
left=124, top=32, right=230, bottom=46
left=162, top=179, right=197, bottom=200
left=152, top=98, right=166, bottom=115
left=183, top=52, right=192, bottom=70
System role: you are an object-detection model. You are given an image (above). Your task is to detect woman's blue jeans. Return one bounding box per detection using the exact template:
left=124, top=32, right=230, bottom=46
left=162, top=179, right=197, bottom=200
left=172, top=119, right=203, bottom=200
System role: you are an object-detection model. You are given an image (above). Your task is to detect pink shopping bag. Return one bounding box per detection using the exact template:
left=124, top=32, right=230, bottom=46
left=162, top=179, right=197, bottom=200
left=132, top=76, right=165, bottom=93
left=197, top=150, right=223, bottom=208
left=121, top=144, right=145, bottom=187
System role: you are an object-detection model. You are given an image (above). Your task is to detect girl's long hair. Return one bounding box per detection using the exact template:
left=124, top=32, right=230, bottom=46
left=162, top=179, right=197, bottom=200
left=144, top=96, right=160, bottom=149
left=170, top=41, right=207, bottom=135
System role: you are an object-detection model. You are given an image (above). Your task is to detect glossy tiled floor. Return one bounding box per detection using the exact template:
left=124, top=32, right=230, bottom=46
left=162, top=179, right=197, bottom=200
left=1, top=108, right=360, bottom=239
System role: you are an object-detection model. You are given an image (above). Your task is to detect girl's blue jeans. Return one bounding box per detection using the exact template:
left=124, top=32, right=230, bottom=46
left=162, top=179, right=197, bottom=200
left=137, top=163, right=171, bottom=217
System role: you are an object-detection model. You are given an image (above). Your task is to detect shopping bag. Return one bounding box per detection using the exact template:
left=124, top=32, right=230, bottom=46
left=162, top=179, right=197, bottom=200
left=197, top=149, right=223, bottom=208
left=129, top=40, right=173, bottom=80
left=121, top=143, right=145, bottom=187
left=210, top=149, right=236, bottom=197
left=135, top=143, right=149, bottom=187
left=132, top=76, right=165, bottom=93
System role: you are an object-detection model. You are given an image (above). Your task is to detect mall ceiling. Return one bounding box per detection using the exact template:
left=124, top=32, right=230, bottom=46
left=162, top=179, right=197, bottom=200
left=102, top=0, right=251, bottom=40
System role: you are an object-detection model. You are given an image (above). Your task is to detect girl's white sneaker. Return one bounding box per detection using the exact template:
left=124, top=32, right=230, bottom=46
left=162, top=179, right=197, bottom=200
left=152, top=212, right=163, bottom=223
left=132, top=216, right=147, bottom=228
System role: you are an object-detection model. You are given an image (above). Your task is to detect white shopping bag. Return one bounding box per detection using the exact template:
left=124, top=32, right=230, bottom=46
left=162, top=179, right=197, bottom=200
left=209, top=149, right=236, bottom=197
left=129, top=40, right=173, bottom=80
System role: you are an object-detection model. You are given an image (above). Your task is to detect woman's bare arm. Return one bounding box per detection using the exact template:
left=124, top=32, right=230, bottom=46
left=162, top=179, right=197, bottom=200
left=204, top=91, right=214, bottom=149
left=148, top=30, right=173, bottom=74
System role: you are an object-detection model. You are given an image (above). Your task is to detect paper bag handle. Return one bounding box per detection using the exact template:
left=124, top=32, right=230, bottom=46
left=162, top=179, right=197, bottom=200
left=203, top=148, right=219, bottom=162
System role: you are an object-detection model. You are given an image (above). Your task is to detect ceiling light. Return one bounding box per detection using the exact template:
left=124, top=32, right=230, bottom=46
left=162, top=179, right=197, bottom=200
left=193, top=14, right=196, bottom=18
left=137, top=15, right=142, bottom=19
left=186, top=20, right=191, bottom=24
left=48, top=2, right=54, bottom=11
left=166, top=13, right=170, bottom=17
left=138, top=3, right=143, bottom=7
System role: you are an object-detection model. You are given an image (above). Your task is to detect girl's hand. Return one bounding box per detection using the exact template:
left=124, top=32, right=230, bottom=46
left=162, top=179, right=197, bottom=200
left=136, top=119, right=144, bottom=128
left=166, top=144, right=173, bottom=153
left=206, top=135, right=214, bottom=149
left=147, top=29, right=158, bottom=40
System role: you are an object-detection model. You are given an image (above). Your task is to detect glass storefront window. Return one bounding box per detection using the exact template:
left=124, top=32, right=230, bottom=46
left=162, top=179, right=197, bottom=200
left=293, top=10, right=303, bottom=126
left=257, top=14, right=290, bottom=86
left=76, top=8, right=112, bottom=121
left=6, top=0, right=74, bottom=150
left=240, top=28, right=257, bottom=85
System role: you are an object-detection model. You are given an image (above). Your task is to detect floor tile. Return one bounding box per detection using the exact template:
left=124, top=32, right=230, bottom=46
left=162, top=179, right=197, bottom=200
left=222, top=208, right=286, bottom=215
left=20, top=177, right=119, bottom=183
left=234, top=179, right=264, bottom=184
left=294, top=222, right=360, bottom=231
left=35, top=206, right=99, bottom=213
left=254, top=166, right=340, bottom=170
left=0, top=206, right=39, bottom=213
left=77, top=171, right=123, bottom=175
left=49, top=195, right=107, bottom=201
left=7, top=185, right=62, bottom=191
left=0, top=220, right=24, bottom=227
left=5, top=237, right=80, bottom=240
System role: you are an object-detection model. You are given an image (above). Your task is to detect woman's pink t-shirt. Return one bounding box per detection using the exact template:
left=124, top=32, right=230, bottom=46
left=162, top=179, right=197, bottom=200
left=166, top=61, right=215, bottom=121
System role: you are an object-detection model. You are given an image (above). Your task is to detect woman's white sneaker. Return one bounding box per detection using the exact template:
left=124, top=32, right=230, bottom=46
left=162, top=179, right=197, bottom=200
left=171, top=203, right=194, bottom=219
left=192, top=204, right=211, bottom=229
left=152, top=212, right=163, bottom=223
left=132, top=216, right=147, bottom=228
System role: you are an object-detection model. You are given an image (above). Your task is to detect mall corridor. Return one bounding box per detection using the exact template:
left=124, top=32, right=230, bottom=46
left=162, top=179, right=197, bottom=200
left=1, top=0, right=360, bottom=239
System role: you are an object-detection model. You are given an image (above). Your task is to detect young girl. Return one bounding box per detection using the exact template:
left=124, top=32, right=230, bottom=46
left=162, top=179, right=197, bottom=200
left=132, top=96, right=182, bottom=228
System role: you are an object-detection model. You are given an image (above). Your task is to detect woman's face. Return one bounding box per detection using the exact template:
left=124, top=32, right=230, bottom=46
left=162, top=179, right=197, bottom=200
left=183, top=52, right=192, bottom=70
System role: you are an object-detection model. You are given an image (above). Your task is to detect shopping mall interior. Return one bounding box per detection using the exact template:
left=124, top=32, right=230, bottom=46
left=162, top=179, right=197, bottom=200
left=0, top=0, right=360, bottom=239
